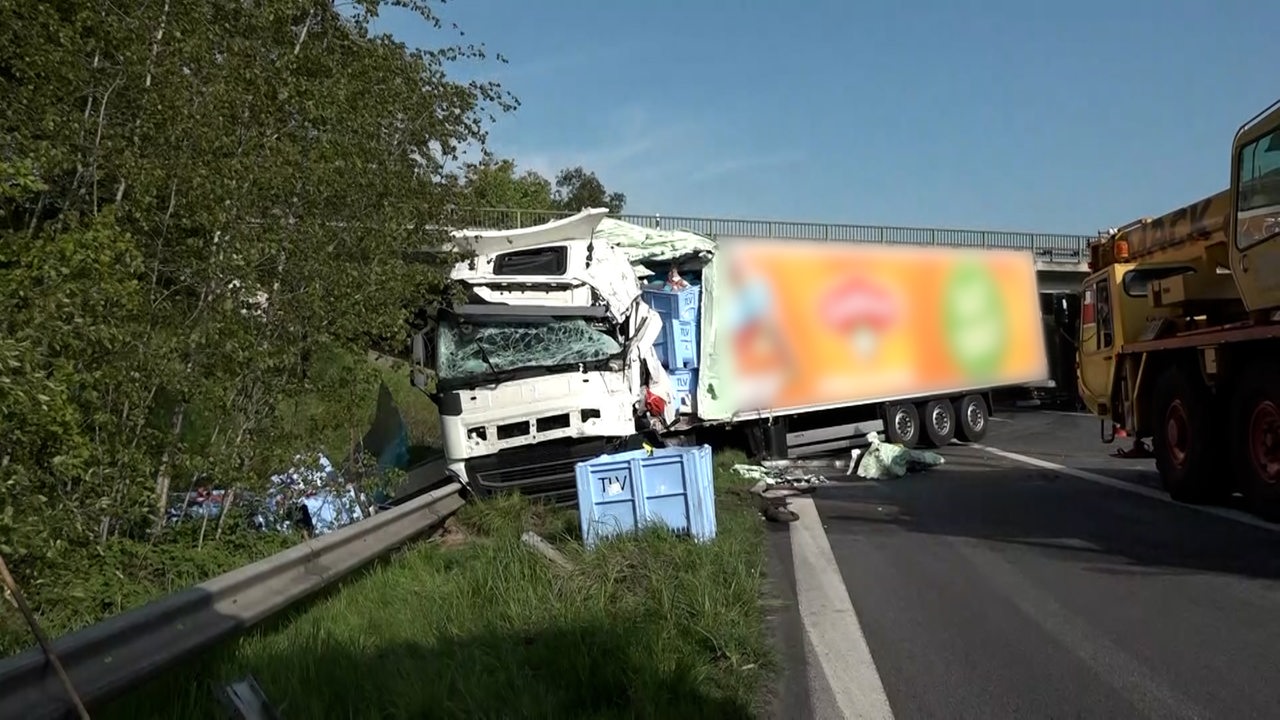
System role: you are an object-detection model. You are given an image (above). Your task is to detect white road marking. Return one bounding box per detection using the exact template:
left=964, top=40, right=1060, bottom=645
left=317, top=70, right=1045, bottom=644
left=988, top=416, right=1012, bottom=423
left=789, top=497, right=895, bottom=719
left=975, top=444, right=1280, bottom=533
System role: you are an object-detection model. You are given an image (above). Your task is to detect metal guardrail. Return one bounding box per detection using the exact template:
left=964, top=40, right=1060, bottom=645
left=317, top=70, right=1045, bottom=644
left=0, top=481, right=465, bottom=720
left=455, top=208, right=1094, bottom=265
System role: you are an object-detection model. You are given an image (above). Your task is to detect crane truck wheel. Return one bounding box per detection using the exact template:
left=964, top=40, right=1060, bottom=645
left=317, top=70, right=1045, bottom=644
left=1229, top=366, right=1280, bottom=521
left=918, top=398, right=957, bottom=448
left=883, top=402, right=921, bottom=448
left=953, top=394, right=989, bottom=443
left=1150, top=367, right=1225, bottom=505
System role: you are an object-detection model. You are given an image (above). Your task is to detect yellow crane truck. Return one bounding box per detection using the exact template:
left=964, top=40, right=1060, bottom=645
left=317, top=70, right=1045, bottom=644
left=1078, top=97, right=1280, bottom=519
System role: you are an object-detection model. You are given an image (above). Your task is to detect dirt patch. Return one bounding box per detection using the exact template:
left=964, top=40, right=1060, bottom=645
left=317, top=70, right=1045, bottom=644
left=436, top=517, right=469, bottom=548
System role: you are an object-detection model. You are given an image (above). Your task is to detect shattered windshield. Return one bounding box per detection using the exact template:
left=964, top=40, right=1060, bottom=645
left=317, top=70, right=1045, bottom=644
left=437, top=315, right=623, bottom=385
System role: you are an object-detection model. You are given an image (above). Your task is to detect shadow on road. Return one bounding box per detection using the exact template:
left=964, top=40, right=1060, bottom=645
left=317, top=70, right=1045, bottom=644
left=818, top=465, right=1280, bottom=581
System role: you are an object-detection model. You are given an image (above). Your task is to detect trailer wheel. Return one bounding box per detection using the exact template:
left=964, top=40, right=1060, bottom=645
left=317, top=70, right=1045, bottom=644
left=953, top=394, right=989, bottom=443
left=883, top=402, right=921, bottom=448
left=1151, top=367, right=1224, bottom=504
left=918, top=399, right=957, bottom=448
left=1230, top=366, right=1280, bottom=520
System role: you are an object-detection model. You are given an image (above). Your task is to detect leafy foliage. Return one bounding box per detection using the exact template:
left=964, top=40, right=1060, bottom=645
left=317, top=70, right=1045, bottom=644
left=0, top=0, right=512, bottom=652
left=552, top=165, right=627, bottom=214
left=457, top=157, right=627, bottom=213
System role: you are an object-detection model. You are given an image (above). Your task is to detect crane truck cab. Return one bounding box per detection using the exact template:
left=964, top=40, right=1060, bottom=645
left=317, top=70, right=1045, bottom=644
left=1078, top=97, right=1280, bottom=519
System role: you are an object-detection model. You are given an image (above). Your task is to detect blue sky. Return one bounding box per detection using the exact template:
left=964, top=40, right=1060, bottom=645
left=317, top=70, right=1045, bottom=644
left=375, top=0, right=1274, bottom=234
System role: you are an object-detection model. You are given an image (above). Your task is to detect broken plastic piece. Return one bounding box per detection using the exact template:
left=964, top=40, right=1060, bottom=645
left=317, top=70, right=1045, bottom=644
left=218, top=675, right=280, bottom=720
left=644, top=388, right=668, bottom=417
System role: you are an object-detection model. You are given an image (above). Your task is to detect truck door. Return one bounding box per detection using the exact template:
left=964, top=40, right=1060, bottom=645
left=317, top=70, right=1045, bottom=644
left=1231, top=121, right=1280, bottom=311
left=1078, top=273, right=1115, bottom=412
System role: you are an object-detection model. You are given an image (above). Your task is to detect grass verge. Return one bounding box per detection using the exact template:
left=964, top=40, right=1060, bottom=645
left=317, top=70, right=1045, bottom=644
left=100, top=450, right=770, bottom=719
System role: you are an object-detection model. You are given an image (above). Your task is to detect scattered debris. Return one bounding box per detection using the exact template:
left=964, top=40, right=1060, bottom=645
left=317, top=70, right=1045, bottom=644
left=733, top=463, right=827, bottom=524
left=165, top=382, right=417, bottom=537
left=760, top=457, right=850, bottom=472
left=166, top=454, right=370, bottom=537
left=855, top=432, right=945, bottom=480
left=218, top=675, right=280, bottom=720
left=1112, top=438, right=1153, bottom=459
left=846, top=448, right=862, bottom=476
left=255, top=454, right=369, bottom=535
left=436, top=516, right=469, bottom=549
left=521, top=531, right=575, bottom=571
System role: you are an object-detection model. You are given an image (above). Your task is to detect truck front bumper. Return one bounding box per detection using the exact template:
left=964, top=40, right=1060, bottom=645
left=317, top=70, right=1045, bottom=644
left=460, top=435, right=644, bottom=506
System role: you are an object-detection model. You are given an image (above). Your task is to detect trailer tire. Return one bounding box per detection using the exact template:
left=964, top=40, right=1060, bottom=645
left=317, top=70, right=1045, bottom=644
left=1151, top=367, right=1224, bottom=505
left=1230, top=365, right=1280, bottom=521
left=883, top=402, right=921, bottom=448
left=918, top=398, right=957, bottom=448
left=953, top=394, right=989, bottom=443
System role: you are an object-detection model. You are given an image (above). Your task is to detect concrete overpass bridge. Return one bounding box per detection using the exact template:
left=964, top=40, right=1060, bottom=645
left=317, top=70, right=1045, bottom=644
left=465, top=208, right=1093, bottom=295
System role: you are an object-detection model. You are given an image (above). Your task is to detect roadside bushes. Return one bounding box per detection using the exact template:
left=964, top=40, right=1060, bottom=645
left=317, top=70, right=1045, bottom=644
left=0, top=0, right=507, bottom=653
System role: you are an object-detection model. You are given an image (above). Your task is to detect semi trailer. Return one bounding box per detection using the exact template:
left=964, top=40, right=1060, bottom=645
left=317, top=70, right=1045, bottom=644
left=412, top=210, right=1050, bottom=502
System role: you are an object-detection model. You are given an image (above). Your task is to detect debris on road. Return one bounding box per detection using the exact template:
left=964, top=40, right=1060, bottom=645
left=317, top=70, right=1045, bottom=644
left=733, top=463, right=828, bottom=523
left=1111, top=438, right=1154, bottom=459
left=855, top=432, right=945, bottom=480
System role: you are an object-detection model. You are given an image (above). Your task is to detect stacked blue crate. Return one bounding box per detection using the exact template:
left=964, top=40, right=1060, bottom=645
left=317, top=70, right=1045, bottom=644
left=642, top=283, right=701, bottom=413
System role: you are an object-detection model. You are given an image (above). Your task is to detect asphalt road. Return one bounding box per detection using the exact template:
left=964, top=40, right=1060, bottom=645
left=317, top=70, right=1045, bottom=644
left=783, top=408, right=1280, bottom=720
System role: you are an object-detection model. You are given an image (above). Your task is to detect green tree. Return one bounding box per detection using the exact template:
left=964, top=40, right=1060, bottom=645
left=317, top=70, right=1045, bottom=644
left=458, top=156, right=554, bottom=210
left=455, top=159, right=627, bottom=214
left=0, top=0, right=513, bottom=648
left=552, top=165, right=627, bottom=213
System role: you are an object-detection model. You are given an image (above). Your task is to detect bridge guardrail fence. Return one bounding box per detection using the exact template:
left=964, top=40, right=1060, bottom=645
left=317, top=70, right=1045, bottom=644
left=452, top=208, right=1093, bottom=265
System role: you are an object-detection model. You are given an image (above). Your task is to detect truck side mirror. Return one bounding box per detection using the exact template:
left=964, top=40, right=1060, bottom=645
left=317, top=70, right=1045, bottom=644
left=410, top=321, right=440, bottom=402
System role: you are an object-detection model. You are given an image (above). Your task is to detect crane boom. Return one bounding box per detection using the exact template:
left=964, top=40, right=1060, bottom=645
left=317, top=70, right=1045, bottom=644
left=1088, top=189, right=1229, bottom=270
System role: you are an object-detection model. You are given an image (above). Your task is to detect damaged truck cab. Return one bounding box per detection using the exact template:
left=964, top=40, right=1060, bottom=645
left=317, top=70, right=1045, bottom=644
left=411, top=209, right=672, bottom=503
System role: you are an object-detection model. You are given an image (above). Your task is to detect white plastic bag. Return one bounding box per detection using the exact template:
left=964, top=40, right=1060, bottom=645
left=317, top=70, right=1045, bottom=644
left=855, top=431, right=945, bottom=480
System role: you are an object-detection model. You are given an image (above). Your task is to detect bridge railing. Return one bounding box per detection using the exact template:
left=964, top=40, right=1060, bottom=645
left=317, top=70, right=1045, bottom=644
left=454, top=208, right=1093, bottom=266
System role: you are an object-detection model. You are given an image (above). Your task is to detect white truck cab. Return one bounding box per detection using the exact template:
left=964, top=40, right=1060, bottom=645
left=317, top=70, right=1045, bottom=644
left=412, top=209, right=674, bottom=502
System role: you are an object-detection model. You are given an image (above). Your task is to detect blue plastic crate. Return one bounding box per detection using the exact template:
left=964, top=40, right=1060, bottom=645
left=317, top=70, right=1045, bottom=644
left=643, top=285, right=700, bottom=324
left=574, top=445, right=717, bottom=549
left=652, top=317, right=698, bottom=370
left=668, top=368, right=697, bottom=414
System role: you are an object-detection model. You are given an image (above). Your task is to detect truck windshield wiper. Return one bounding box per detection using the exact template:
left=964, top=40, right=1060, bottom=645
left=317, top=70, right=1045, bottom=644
left=474, top=338, right=501, bottom=378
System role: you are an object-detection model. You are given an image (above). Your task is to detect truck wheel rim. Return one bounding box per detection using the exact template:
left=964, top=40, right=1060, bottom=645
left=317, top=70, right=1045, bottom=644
left=895, top=409, right=914, bottom=440
left=1165, top=399, right=1189, bottom=468
left=967, top=401, right=985, bottom=432
left=1249, top=401, right=1280, bottom=484
left=931, top=405, right=952, bottom=435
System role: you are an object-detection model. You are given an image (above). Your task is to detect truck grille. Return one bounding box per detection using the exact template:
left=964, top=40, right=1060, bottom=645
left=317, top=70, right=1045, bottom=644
left=464, top=436, right=639, bottom=506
